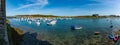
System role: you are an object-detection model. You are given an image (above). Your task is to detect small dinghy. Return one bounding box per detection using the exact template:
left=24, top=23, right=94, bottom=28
left=109, top=34, right=114, bottom=39
left=109, top=34, right=120, bottom=42
left=71, top=25, right=82, bottom=30
left=113, top=35, right=119, bottom=42
left=94, top=32, right=101, bottom=35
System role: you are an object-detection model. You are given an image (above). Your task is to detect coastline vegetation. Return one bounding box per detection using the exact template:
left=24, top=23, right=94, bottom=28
left=7, top=14, right=120, bottom=18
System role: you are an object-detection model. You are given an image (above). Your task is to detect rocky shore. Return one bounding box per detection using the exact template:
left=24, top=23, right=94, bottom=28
left=7, top=20, right=24, bottom=45
left=6, top=20, right=52, bottom=45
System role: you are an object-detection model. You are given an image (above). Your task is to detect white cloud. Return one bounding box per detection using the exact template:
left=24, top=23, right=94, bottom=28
left=15, top=0, right=48, bottom=10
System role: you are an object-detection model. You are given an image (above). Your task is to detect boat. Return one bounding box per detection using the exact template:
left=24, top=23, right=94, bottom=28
left=113, top=35, right=119, bottom=42
left=110, top=25, right=113, bottom=28
left=109, top=34, right=120, bottom=42
left=28, top=21, right=32, bottom=24
left=36, top=21, right=41, bottom=25
left=71, top=25, right=82, bottom=30
left=47, top=20, right=57, bottom=25
left=94, top=32, right=101, bottom=35
left=109, top=34, right=114, bottom=39
left=75, top=26, right=82, bottom=29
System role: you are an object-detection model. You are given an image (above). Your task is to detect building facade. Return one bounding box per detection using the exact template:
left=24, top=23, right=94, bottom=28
left=0, top=0, right=9, bottom=45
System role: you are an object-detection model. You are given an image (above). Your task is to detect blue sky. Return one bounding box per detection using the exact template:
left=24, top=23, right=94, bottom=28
left=6, top=0, right=120, bottom=16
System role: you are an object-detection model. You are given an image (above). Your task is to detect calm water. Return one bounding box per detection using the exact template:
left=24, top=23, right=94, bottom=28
left=8, top=18, right=120, bottom=45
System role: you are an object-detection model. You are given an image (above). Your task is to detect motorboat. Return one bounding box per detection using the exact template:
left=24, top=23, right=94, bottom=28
left=36, top=21, right=41, bottom=26
left=47, top=20, right=57, bottom=25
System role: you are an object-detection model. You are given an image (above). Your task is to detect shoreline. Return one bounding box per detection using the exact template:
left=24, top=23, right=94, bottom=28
left=7, top=15, right=120, bottom=19
left=7, top=20, right=24, bottom=45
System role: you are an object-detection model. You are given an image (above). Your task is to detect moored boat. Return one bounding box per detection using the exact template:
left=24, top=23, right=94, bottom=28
left=71, top=25, right=82, bottom=30
left=28, top=21, right=32, bottom=24
left=47, top=20, right=57, bottom=25
left=36, top=21, right=41, bottom=26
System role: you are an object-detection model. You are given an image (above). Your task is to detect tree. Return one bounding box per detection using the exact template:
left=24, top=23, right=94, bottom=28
left=92, top=14, right=99, bottom=17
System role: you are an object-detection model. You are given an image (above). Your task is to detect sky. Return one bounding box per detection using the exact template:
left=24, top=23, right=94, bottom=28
left=6, top=0, right=120, bottom=16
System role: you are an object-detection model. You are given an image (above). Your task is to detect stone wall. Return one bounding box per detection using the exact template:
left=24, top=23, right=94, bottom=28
left=0, top=0, right=9, bottom=45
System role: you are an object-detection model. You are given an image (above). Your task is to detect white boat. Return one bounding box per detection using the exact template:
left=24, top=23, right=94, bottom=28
left=28, top=21, right=32, bottom=24
left=75, top=26, right=82, bottom=29
left=36, top=21, right=41, bottom=26
left=47, top=20, right=57, bottom=25
left=71, top=26, right=82, bottom=30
